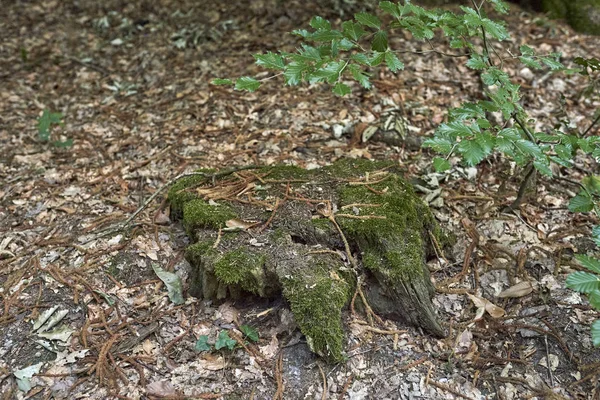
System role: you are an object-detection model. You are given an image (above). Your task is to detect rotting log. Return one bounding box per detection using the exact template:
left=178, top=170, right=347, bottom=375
left=169, top=159, right=452, bottom=362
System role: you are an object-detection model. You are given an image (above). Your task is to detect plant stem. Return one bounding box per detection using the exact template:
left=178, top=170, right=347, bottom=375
left=505, top=163, right=536, bottom=211
left=582, top=113, right=600, bottom=137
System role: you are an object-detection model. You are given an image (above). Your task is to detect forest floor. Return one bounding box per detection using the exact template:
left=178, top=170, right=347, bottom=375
left=1, top=0, right=600, bottom=399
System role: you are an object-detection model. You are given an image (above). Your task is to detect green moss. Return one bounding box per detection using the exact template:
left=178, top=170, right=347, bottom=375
left=281, top=260, right=351, bottom=362
left=337, top=175, right=433, bottom=281
left=168, top=170, right=214, bottom=215
left=182, top=199, right=236, bottom=234
left=260, top=165, right=311, bottom=180
left=214, top=247, right=266, bottom=295
left=541, top=0, right=600, bottom=35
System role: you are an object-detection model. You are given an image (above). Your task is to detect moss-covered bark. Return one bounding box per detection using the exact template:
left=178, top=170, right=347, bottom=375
left=169, top=159, right=451, bottom=361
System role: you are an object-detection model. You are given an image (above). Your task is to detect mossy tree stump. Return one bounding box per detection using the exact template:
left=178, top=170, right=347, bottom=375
left=169, top=159, right=450, bottom=362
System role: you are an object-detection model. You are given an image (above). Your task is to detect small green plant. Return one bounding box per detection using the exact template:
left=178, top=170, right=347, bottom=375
left=37, top=109, right=73, bottom=147
left=194, top=325, right=259, bottom=352
left=213, top=0, right=600, bottom=344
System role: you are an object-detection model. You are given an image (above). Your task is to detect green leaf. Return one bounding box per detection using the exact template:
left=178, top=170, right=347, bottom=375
left=371, top=30, right=388, bottom=52
left=355, top=12, right=381, bottom=29
left=541, top=55, right=564, bottom=71
left=566, top=271, right=600, bottom=294
left=481, top=18, right=509, bottom=40
left=284, top=63, right=306, bottom=86
left=384, top=52, right=404, bottom=72
left=151, top=263, right=184, bottom=305
left=519, top=45, right=535, bottom=56
left=423, top=137, right=453, bottom=153
left=215, top=331, right=237, bottom=350
left=514, top=140, right=543, bottom=159
left=568, top=193, right=594, bottom=213
left=450, top=103, right=485, bottom=121
left=332, top=82, right=352, bottom=96
left=311, top=30, right=343, bottom=41
left=52, top=138, right=73, bottom=148
left=533, top=158, right=553, bottom=177
left=254, top=52, right=285, bottom=70
left=583, top=176, right=600, bottom=195
left=458, top=140, right=486, bottom=166
left=348, top=64, right=371, bottom=89
left=489, top=0, right=509, bottom=14
left=211, top=78, right=233, bottom=85
left=466, top=54, right=487, bottom=70
left=592, top=320, right=600, bottom=347
left=592, top=226, right=600, bottom=246
left=235, top=77, right=261, bottom=92
left=379, top=1, right=401, bottom=18
left=433, top=157, right=451, bottom=172
left=368, top=52, right=386, bottom=66
left=310, top=16, right=331, bottom=31
left=240, top=325, right=259, bottom=342
left=38, top=109, right=63, bottom=141
left=342, top=21, right=367, bottom=41
left=194, top=335, right=211, bottom=352
left=576, top=255, right=600, bottom=274
left=310, top=61, right=345, bottom=84
left=519, top=56, right=542, bottom=70
left=437, top=121, right=473, bottom=138
left=351, top=53, right=370, bottom=65
left=589, top=290, right=600, bottom=310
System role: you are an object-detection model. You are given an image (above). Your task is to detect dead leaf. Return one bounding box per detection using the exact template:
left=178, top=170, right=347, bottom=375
left=146, top=381, right=176, bottom=397
left=217, top=302, right=239, bottom=325
left=223, top=218, right=257, bottom=231
left=198, top=354, right=225, bottom=371
left=259, top=335, right=279, bottom=359
left=468, top=293, right=505, bottom=319
left=498, top=280, right=537, bottom=298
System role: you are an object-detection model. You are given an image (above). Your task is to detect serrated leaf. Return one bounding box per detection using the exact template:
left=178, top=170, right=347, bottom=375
left=369, top=52, right=386, bottom=66
left=541, top=55, right=564, bottom=70
left=489, top=0, right=509, bottom=14
left=195, top=335, right=211, bottom=352
left=310, top=61, right=345, bottom=84
left=342, top=21, right=367, bottom=41
left=310, top=16, right=331, bottom=31
left=466, top=54, right=487, bottom=70
left=215, top=331, right=237, bottom=350
left=211, top=78, right=233, bottom=85
left=588, top=290, right=600, bottom=310
left=355, top=12, right=381, bottom=29
left=568, top=193, right=594, bottom=213
left=234, top=77, right=261, bottom=92
left=371, top=30, right=388, bottom=52
left=284, top=62, right=306, bottom=86
left=311, top=30, right=343, bottom=41
left=481, top=18, right=509, bottom=40
left=566, top=271, right=600, bottom=294
left=583, top=176, right=600, bottom=195
left=533, top=158, right=553, bottom=177
left=254, top=52, right=285, bottom=70
left=576, top=255, right=600, bottom=274
left=348, top=64, right=371, bottom=89
left=450, top=103, right=485, bottom=121
left=384, top=52, right=403, bottom=72
left=380, top=1, right=401, bottom=18
left=514, top=140, right=543, bottom=159
left=437, top=121, right=473, bottom=138
left=351, top=53, right=370, bottom=65
left=240, top=325, right=259, bottom=342
left=458, top=140, right=487, bottom=166
left=519, top=56, right=542, bottom=70
left=433, top=157, right=451, bottom=172
left=423, top=137, right=453, bottom=153
left=332, top=82, right=351, bottom=96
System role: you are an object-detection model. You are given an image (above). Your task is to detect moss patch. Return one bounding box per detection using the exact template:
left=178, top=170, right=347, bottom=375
left=214, top=247, right=267, bottom=296
left=281, top=259, right=351, bottom=362
left=183, top=199, right=236, bottom=233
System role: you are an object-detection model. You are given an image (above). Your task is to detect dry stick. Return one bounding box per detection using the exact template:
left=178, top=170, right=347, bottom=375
left=317, top=363, right=328, bottom=400
left=85, top=166, right=260, bottom=242
left=337, top=374, right=353, bottom=400
left=273, top=353, right=284, bottom=400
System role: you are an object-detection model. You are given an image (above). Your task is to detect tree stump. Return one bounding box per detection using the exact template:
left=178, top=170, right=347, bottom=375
left=168, top=159, right=452, bottom=362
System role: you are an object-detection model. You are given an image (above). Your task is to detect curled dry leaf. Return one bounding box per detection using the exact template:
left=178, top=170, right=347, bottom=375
left=146, top=380, right=176, bottom=397
left=467, top=293, right=505, bottom=319
left=498, top=280, right=537, bottom=298
left=223, top=218, right=258, bottom=231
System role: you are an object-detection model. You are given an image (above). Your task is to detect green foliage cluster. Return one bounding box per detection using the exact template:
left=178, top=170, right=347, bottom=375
left=37, top=109, right=72, bottom=148
left=214, top=1, right=600, bottom=345
left=194, top=325, right=259, bottom=352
